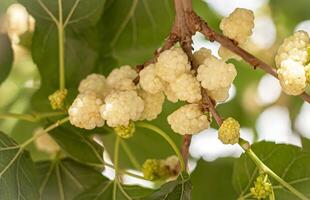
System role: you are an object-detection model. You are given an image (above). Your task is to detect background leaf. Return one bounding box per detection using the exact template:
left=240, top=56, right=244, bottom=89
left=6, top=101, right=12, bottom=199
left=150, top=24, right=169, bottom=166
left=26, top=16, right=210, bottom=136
left=75, top=181, right=153, bottom=200
left=0, top=132, right=39, bottom=200
left=49, top=124, right=104, bottom=167
left=36, top=158, right=106, bottom=200
left=98, top=0, right=174, bottom=65
left=191, top=158, right=237, bottom=199
left=0, top=33, right=13, bottom=85
left=233, top=141, right=310, bottom=199
left=144, top=173, right=192, bottom=200
left=18, top=0, right=106, bottom=111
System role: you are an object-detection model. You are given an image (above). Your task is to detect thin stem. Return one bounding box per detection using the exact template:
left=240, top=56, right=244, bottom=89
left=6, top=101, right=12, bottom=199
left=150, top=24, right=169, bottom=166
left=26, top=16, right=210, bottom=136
left=239, top=141, right=309, bottom=200
left=20, top=117, right=69, bottom=149
left=120, top=141, right=141, bottom=170
left=237, top=192, right=253, bottom=200
left=37, top=0, right=59, bottom=25
left=136, top=122, right=185, bottom=172
left=57, top=0, right=65, bottom=90
left=0, top=113, right=37, bottom=122
left=113, top=136, right=121, bottom=200
left=0, top=111, right=67, bottom=122
left=196, top=18, right=310, bottom=103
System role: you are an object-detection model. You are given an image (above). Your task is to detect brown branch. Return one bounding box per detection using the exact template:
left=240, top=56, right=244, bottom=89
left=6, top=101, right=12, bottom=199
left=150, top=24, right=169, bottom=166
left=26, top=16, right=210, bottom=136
left=191, top=14, right=310, bottom=103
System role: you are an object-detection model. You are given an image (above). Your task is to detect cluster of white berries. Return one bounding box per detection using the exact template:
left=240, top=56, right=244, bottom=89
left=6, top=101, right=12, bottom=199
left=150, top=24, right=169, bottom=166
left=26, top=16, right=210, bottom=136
left=275, top=31, right=310, bottom=95
left=68, top=65, right=165, bottom=130
left=68, top=45, right=238, bottom=137
left=219, top=8, right=255, bottom=61
left=140, top=47, right=201, bottom=103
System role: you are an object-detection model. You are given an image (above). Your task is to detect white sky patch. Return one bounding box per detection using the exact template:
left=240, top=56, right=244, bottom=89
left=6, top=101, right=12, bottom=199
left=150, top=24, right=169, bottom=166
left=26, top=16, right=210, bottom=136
left=204, top=0, right=267, bottom=16
left=192, top=32, right=220, bottom=57
left=256, top=106, right=301, bottom=146
left=189, top=127, right=254, bottom=161
left=256, top=74, right=282, bottom=106
left=295, top=20, right=310, bottom=35
left=295, top=102, right=310, bottom=139
left=251, top=15, right=276, bottom=49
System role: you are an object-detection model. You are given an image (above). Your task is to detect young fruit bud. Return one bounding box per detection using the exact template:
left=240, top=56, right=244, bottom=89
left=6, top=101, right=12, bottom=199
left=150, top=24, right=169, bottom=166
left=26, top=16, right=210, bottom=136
left=48, top=89, right=67, bottom=110
left=142, top=159, right=170, bottom=181
left=114, top=121, right=135, bottom=139
left=250, top=174, right=272, bottom=199
left=218, top=117, right=240, bottom=144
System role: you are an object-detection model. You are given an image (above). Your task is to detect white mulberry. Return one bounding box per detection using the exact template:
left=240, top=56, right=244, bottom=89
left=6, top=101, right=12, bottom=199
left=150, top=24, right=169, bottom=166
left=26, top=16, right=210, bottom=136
left=277, top=59, right=306, bottom=95
left=197, top=56, right=237, bottom=91
left=275, top=31, right=310, bottom=67
left=100, top=90, right=144, bottom=127
left=220, top=8, right=254, bottom=44
left=208, top=86, right=230, bottom=102
left=218, top=45, right=241, bottom=61
left=68, top=93, right=105, bottom=130
left=139, top=90, right=165, bottom=121
left=139, top=64, right=163, bottom=94
left=162, top=81, right=179, bottom=103
left=106, top=65, right=137, bottom=91
left=155, top=47, right=191, bottom=83
left=78, top=73, right=108, bottom=98
left=167, top=104, right=210, bottom=135
left=193, top=47, right=214, bottom=65
left=34, top=128, right=60, bottom=154
left=170, top=73, right=202, bottom=103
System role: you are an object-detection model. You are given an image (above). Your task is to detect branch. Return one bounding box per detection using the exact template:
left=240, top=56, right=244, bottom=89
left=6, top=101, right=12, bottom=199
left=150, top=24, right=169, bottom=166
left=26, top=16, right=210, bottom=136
left=191, top=14, right=310, bottom=103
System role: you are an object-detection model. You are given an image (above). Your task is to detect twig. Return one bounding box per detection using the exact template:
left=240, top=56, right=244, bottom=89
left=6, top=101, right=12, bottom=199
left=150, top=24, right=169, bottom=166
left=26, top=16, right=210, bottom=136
left=191, top=14, right=310, bottom=103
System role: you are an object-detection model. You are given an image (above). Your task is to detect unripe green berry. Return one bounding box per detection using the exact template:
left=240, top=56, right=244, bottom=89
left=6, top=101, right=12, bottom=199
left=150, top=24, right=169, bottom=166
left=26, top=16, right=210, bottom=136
left=48, top=89, right=67, bottom=110
left=250, top=175, right=272, bottom=199
left=218, top=117, right=240, bottom=144
left=114, top=122, right=135, bottom=139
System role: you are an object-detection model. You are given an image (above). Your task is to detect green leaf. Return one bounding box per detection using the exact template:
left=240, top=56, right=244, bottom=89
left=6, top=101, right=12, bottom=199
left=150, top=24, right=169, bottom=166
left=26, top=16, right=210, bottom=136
left=99, top=0, right=174, bottom=65
left=269, top=0, right=310, bottom=33
left=49, top=124, right=104, bottom=167
left=0, top=33, right=13, bottom=85
left=144, top=173, right=192, bottom=200
left=18, top=0, right=106, bottom=111
left=36, top=158, right=107, bottom=200
left=0, top=132, right=39, bottom=200
left=233, top=141, right=310, bottom=199
left=191, top=158, right=237, bottom=199
left=75, top=181, right=153, bottom=200
left=302, top=137, right=310, bottom=153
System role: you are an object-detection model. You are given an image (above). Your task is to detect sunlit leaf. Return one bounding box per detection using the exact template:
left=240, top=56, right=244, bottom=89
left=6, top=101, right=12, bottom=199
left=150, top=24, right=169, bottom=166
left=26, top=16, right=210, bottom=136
left=233, top=141, right=310, bottom=199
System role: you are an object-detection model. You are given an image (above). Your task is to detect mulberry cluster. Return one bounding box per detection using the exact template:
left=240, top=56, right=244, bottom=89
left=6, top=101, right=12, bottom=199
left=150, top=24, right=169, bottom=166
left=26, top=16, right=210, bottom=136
left=68, top=45, right=238, bottom=142
left=69, top=66, right=163, bottom=130
left=275, top=31, right=310, bottom=95
left=219, top=8, right=254, bottom=61
left=140, top=47, right=201, bottom=103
